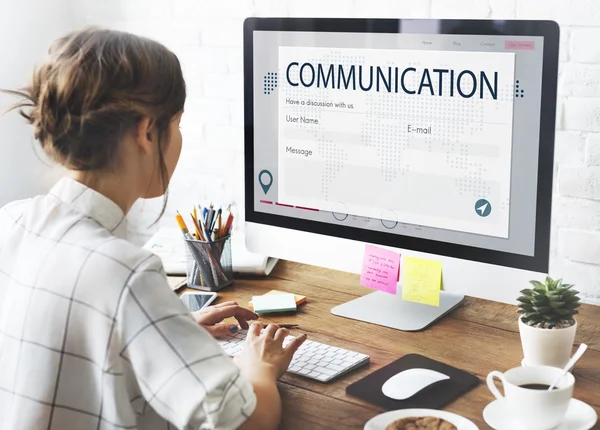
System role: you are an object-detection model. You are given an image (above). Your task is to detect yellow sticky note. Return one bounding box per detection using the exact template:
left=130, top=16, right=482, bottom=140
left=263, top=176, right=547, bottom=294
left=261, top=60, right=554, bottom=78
left=402, top=256, right=442, bottom=306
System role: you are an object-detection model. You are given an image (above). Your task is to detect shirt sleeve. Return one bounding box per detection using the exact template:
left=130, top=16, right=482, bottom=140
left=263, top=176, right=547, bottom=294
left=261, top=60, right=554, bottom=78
left=115, top=255, right=257, bottom=430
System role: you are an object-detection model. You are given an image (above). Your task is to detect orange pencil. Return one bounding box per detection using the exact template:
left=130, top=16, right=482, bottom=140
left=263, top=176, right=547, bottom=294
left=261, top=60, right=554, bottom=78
left=190, top=212, right=204, bottom=240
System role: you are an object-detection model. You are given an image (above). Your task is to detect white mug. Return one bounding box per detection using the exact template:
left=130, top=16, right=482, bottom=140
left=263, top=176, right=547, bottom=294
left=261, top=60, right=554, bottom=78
left=486, top=365, right=574, bottom=430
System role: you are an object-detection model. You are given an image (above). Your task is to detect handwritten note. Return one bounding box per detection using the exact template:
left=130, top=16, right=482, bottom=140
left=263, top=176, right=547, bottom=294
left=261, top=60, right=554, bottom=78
left=402, top=256, right=442, bottom=306
left=360, top=245, right=400, bottom=294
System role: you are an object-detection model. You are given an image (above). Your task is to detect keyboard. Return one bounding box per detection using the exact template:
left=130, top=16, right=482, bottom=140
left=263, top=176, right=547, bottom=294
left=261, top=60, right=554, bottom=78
left=217, top=329, right=370, bottom=382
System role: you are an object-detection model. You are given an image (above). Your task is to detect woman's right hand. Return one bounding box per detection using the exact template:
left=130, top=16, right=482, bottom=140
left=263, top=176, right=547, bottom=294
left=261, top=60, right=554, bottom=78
left=233, top=322, right=307, bottom=380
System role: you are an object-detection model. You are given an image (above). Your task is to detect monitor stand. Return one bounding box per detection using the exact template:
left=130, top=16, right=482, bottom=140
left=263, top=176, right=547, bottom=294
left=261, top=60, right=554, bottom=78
left=330, top=288, right=465, bottom=332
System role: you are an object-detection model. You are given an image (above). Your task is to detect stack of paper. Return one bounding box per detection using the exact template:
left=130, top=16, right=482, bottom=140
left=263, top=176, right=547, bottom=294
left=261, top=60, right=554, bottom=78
left=248, top=290, right=306, bottom=311
left=251, top=293, right=297, bottom=314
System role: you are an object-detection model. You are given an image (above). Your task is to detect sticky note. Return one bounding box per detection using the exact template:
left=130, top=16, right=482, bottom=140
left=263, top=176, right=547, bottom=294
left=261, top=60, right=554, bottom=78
left=248, top=290, right=306, bottom=310
left=402, top=256, right=442, bottom=306
left=360, top=244, right=401, bottom=294
left=252, top=293, right=297, bottom=314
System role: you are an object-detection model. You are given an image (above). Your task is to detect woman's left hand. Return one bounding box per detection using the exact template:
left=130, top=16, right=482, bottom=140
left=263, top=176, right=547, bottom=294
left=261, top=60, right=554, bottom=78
left=192, top=301, right=259, bottom=337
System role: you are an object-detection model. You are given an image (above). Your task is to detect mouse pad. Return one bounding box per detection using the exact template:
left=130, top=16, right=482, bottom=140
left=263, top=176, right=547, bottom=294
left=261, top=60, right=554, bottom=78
left=346, top=353, right=479, bottom=410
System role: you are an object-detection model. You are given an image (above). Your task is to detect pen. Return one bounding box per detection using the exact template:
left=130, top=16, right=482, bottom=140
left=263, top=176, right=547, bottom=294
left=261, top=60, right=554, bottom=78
left=215, top=210, right=222, bottom=239
left=206, top=207, right=215, bottom=233
left=199, top=212, right=212, bottom=242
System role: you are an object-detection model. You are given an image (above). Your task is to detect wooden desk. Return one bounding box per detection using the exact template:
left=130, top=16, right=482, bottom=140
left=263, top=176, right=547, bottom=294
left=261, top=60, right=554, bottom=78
left=170, top=261, right=600, bottom=429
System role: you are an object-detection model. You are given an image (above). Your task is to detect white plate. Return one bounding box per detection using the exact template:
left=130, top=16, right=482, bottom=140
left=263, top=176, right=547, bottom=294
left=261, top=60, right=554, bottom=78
left=364, top=409, right=479, bottom=430
left=483, top=398, right=598, bottom=430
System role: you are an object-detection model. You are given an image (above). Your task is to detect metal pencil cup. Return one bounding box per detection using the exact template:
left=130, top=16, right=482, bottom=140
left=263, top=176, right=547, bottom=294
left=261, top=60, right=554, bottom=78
left=184, top=235, right=233, bottom=291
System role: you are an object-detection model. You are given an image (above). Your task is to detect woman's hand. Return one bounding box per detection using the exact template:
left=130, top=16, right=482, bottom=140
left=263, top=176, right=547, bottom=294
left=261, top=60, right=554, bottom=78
left=234, top=322, right=307, bottom=380
left=192, top=301, right=258, bottom=337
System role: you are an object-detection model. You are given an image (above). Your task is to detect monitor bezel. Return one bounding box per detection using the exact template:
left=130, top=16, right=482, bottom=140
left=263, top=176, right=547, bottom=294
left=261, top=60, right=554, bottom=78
left=243, top=18, right=559, bottom=273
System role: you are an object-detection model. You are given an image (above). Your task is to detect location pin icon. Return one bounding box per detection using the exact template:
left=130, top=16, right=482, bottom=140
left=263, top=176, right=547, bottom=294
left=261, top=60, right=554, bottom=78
left=259, top=169, right=273, bottom=194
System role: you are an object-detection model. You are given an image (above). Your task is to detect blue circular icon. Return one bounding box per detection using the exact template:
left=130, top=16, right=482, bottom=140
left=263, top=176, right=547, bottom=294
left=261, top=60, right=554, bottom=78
left=475, top=199, right=492, bottom=217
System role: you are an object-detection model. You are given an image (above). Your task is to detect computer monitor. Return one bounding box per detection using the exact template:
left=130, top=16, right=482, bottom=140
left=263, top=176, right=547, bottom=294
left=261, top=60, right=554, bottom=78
left=243, top=18, right=559, bottom=331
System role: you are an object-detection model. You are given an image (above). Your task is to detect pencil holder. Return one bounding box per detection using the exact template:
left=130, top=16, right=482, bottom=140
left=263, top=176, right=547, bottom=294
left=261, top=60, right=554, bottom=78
left=184, top=235, right=233, bottom=291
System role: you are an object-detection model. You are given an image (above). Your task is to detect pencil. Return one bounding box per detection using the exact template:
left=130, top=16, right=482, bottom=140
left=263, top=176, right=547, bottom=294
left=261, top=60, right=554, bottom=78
left=190, top=212, right=204, bottom=241
left=220, top=213, right=229, bottom=237
left=175, top=211, right=192, bottom=239
left=225, top=213, right=234, bottom=235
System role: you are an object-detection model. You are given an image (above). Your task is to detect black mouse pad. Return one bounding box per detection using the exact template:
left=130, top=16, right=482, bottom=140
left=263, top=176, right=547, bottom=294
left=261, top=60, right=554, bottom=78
left=346, top=354, right=479, bottom=410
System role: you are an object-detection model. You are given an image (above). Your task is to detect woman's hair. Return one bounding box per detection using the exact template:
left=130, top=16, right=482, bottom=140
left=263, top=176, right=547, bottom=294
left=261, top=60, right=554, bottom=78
left=3, top=27, right=186, bottom=214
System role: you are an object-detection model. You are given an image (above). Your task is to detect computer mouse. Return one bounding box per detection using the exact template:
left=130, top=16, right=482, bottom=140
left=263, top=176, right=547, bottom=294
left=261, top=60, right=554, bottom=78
left=382, top=368, right=450, bottom=400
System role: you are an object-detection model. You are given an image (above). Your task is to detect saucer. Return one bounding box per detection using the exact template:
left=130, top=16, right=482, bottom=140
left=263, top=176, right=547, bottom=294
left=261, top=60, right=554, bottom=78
left=483, top=397, right=597, bottom=430
left=365, top=408, right=478, bottom=430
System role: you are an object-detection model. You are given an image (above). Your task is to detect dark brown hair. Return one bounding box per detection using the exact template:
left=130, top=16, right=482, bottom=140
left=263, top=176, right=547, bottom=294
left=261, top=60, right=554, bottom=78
left=3, top=27, right=186, bottom=215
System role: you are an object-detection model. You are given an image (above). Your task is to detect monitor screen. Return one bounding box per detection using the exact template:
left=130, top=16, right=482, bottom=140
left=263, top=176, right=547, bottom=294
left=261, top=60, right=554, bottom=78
left=245, top=19, right=558, bottom=272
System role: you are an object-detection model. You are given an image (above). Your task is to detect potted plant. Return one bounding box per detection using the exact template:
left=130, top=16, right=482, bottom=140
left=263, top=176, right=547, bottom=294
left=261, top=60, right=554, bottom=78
left=517, top=276, right=581, bottom=368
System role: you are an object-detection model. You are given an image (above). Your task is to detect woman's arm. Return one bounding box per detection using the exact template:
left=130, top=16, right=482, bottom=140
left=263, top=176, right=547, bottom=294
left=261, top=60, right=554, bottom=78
left=237, top=364, right=281, bottom=430
left=234, top=324, right=307, bottom=430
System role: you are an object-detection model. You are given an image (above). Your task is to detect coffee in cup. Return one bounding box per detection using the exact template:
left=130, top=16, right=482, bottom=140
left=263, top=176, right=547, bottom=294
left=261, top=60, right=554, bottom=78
left=486, top=365, right=574, bottom=430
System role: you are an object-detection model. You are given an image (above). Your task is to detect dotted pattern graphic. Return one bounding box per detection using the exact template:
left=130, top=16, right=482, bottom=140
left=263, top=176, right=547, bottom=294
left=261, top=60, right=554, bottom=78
left=515, top=80, right=524, bottom=98
left=280, top=48, right=514, bottom=210
left=264, top=72, right=278, bottom=95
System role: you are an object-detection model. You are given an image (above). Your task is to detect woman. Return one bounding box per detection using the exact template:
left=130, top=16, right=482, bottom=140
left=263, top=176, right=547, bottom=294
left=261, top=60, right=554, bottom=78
left=0, top=27, right=305, bottom=430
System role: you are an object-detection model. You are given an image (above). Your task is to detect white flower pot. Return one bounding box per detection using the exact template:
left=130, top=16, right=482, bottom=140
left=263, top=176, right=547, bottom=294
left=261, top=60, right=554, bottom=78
left=518, top=317, right=577, bottom=368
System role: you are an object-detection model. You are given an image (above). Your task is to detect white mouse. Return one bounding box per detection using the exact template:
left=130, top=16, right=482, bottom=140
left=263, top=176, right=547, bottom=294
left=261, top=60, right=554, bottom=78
left=382, top=368, right=450, bottom=400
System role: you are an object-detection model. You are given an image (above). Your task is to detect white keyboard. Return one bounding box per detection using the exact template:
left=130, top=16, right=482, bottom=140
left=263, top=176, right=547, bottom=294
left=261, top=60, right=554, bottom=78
left=218, top=329, right=370, bottom=382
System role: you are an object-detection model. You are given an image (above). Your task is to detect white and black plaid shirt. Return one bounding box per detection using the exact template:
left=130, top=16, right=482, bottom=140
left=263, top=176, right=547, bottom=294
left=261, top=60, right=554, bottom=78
left=0, top=177, right=256, bottom=430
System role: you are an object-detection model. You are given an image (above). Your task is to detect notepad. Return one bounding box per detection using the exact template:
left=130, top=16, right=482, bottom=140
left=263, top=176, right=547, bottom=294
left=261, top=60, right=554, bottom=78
left=251, top=293, right=297, bottom=314
left=248, top=290, right=306, bottom=311
left=402, top=256, right=442, bottom=306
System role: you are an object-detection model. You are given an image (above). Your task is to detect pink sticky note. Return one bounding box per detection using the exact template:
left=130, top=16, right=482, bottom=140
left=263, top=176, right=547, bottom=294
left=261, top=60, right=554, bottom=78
left=360, top=244, right=400, bottom=294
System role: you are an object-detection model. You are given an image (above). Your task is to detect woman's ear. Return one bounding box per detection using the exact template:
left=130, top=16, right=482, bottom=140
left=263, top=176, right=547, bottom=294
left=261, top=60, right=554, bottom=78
left=134, top=117, right=153, bottom=155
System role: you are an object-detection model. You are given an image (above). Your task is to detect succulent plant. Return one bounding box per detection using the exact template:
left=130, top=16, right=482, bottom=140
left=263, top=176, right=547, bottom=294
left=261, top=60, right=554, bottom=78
left=517, top=276, right=581, bottom=328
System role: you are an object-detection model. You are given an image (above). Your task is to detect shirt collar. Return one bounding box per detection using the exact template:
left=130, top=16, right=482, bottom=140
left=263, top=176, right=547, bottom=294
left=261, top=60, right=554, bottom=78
left=49, top=177, right=127, bottom=239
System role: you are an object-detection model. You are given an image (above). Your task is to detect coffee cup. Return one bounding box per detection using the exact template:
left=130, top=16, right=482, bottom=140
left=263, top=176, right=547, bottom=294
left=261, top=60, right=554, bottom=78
left=486, top=365, right=574, bottom=430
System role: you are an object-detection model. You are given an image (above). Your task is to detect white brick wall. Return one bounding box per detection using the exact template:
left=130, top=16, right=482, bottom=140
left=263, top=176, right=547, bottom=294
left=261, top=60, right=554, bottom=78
left=72, top=0, right=600, bottom=304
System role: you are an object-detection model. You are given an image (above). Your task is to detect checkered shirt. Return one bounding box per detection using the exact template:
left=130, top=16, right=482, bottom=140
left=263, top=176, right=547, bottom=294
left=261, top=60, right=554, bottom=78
left=0, top=177, right=256, bottom=430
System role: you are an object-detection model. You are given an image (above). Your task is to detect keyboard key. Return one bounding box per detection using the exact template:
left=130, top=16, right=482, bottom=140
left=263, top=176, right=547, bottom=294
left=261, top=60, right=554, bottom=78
left=314, top=366, right=336, bottom=376
left=332, top=359, right=343, bottom=365
left=316, top=373, right=330, bottom=382
left=308, top=371, right=322, bottom=379
left=299, top=369, right=312, bottom=376
left=326, top=363, right=345, bottom=372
